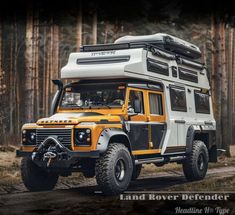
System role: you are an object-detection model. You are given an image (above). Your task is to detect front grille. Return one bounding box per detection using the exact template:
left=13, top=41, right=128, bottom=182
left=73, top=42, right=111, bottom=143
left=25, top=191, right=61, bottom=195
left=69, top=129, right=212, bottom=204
left=36, top=128, right=72, bottom=149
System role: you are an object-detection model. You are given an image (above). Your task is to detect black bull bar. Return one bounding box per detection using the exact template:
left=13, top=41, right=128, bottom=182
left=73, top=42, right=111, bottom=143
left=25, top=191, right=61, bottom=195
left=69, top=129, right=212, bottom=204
left=16, top=136, right=99, bottom=168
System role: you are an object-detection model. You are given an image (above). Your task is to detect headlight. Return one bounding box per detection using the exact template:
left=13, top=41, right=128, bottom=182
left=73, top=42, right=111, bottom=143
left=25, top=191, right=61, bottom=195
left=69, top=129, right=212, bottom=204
left=22, top=129, right=36, bottom=145
left=77, top=131, right=86, bottom=142
left=74, top=129, right=91, bottom=146
left=29, top=132, right=36, bottom=141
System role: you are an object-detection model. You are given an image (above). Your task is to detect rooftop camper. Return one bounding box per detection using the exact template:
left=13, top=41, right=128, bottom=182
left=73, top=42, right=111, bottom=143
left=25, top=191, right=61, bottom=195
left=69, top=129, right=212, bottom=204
left=17, top=33, right=216, bottom=195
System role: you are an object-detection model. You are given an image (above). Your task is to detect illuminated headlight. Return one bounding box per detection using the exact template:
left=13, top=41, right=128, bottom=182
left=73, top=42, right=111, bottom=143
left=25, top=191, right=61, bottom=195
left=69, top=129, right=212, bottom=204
left=29, top=132, right=36, bottom=141
left=74, top=129, right=91, bottom=146
left=77, top=132, right=86, bottom=142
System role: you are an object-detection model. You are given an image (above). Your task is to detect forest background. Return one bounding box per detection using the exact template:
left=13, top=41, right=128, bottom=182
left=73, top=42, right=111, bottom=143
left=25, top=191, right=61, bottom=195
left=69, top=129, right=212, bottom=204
left=0, top=0, right=234, bottom=156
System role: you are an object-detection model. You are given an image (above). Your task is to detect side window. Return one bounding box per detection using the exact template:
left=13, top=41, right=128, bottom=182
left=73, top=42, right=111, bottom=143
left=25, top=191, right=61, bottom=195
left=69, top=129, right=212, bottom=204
left=169, top=85, right=187, bottom=112
left=194, top=90, right=210, bottom=114
left=149, top=93, right=163, bottom=115
left=128, top=90, right=144, bottom=114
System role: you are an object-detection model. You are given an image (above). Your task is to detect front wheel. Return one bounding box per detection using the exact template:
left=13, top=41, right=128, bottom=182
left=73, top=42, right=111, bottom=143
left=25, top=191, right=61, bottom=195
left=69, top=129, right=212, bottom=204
left=183, top=140, right=209, bottom=181
left=95, top=143, right=133, bottom=195
left=21, top=157, right=59, bottom=191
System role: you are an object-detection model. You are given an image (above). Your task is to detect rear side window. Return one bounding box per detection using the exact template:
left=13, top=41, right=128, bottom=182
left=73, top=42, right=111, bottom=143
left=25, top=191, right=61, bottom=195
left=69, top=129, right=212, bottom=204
left=169, top=85, right=187, bottom=112
left=149, top=93, right=163, bottom=115
left=194, top=90, right=210, bottom=114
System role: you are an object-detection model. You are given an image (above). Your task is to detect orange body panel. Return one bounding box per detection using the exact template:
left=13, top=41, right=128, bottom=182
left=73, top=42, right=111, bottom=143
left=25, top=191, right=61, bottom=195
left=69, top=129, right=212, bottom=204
left=20, top=86, right=166, bottom=156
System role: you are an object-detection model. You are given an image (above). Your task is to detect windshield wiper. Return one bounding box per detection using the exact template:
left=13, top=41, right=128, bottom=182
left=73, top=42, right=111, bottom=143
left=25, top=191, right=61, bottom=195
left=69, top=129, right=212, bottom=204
left=88, top=102, right=111, bottom=109
left=100, top=104, right=111, bottom=109
left=63, top=104, right=84, bottom=109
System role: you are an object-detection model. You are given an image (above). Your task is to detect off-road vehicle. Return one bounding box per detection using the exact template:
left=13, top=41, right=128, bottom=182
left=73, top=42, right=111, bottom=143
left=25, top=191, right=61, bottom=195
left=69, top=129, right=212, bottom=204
left=17, top=33, right=217, bottom=195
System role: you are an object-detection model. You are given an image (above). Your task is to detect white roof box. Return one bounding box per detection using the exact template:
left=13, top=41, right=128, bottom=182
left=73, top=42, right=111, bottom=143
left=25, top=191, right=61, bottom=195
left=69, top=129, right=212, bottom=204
left=61, top=48, right=146, bottom=80
left=61, top=33, right=209, bottom=89
left=115, top=33, right=201, bottom=60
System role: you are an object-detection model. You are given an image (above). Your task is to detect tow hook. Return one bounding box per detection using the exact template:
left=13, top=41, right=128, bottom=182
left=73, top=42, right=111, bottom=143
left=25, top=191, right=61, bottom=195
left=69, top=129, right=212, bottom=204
left=43, top=152, right=57, bottom=167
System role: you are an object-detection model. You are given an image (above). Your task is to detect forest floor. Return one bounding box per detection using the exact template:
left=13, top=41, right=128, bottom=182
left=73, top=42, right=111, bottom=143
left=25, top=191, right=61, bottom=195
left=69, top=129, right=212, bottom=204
left=0, top=146, right=235, bottom=214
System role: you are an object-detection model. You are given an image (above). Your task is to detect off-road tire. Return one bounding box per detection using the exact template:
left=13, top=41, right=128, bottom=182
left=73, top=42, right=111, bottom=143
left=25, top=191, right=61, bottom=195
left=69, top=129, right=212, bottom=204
left=21, top=157, right=59, bottom=191
left=183, top=140, right=209, bottom=181
left=131, top=164, right=142, bottom=180
left=95, top=143, right=133, bottom=195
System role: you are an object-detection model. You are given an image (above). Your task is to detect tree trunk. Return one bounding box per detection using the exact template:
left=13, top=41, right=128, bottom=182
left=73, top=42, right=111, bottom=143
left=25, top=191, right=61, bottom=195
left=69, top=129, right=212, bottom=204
left=25, top=10, right=34, bottom=122
left=9, top=23, right=14, bottom=134
left=33, top=11, right=40, bottom=118
left=233, top=31, right=235, bottom=112
left=13, top=18, right=20, bottom=134
left=104, top=22, right=108, bottom=44
left=51, top=24, right=59, bottom=94
left=0, top=19, right=3, bottom=141
left=227, top=27, right=233, bottom=156
left=76, top=1, right=82, bottom=51
left=43, top=27, right=48, bottom=116
left=0, top=20, right=2, bottom=96
left=213, top=16, right=222, bottom=149
left=210, top=15, right=216, bottom=111
left=92, top=10, right=97, bottom=45
left=220, top=22, right=229, bottom=154
left=201, top=43, right=207, bottom=65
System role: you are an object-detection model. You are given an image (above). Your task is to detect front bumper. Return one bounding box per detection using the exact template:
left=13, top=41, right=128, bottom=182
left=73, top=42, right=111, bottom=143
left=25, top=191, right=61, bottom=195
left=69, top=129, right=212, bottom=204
left=17, top=136, right=100, bottom=170
left=16, top=149, right=100, bottom=158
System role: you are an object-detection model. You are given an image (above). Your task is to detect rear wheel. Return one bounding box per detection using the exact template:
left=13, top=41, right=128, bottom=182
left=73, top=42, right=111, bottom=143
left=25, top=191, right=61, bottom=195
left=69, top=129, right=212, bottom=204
left=21, top=157, right=58, bottom=191
left=131, top=164, right=142, bottom=180
left=95, top=143, right=133, bottom=195
left=183, top=140, right=209, bottom=181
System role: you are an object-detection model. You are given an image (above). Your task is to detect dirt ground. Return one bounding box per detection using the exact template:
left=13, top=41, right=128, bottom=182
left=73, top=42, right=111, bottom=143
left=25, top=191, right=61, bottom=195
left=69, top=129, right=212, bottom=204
left=0, top=145, right=235, bottom=214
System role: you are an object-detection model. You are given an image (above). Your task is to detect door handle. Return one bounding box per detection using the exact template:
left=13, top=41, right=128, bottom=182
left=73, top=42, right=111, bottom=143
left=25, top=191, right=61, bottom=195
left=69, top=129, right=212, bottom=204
left=204, top=121, right=213, bottom=125
left=175, top=120, right=186, bottom=124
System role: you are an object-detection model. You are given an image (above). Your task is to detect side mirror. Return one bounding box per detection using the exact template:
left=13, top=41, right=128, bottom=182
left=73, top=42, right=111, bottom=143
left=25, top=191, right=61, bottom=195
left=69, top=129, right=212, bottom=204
left=134, top=99, right=141, bottom=114
left=52, top=79, right=63, bottom=90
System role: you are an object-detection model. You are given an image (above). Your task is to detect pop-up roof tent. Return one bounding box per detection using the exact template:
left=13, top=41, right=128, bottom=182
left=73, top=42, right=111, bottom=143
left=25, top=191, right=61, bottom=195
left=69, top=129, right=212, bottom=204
left=60, top=33, right=209, bottom=89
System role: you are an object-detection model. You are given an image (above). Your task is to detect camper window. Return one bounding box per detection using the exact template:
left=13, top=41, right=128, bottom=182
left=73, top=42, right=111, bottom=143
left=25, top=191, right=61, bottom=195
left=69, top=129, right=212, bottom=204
left=169, top=85, right=187, bottom=112
left=194, top=90, right=210, bottom=114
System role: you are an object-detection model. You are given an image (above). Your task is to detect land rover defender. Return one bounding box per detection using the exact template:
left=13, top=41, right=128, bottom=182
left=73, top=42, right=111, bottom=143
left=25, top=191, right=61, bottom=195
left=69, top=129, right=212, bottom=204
left=17, top=33, right=217, bottom=195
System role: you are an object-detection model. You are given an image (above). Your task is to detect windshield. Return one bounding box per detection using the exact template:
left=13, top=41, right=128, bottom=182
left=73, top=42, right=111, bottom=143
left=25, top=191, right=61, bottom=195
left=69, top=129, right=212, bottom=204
left=60, top=84, right=126, bottom=109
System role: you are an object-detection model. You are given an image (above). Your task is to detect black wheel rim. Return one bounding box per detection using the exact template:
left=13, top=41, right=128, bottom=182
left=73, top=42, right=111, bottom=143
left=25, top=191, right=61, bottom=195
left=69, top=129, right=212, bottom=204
left=115, top=159, right=126, bottom=182
left=197, top=153, right=205, bottom=171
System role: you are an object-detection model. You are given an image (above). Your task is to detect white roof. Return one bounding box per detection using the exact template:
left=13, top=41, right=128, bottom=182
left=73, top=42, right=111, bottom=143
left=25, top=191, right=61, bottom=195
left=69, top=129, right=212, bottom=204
left=61, top=47, right=209, bottom=89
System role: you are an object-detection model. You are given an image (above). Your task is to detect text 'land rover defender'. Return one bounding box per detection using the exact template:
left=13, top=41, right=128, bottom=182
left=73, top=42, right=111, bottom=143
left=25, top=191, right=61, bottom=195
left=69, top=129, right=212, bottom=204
left=17, top=33, right=217, bottom=195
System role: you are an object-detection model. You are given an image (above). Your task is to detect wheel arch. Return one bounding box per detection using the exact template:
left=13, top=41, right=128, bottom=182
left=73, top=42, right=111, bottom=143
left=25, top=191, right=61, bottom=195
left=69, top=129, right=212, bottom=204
left=186, top=125, right=217, bottom=162
left=97, top=128, right=132, bottom=154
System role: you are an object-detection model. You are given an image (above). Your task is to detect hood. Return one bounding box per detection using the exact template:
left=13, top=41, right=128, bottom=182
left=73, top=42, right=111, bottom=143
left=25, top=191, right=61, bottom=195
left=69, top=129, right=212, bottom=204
left=36, top=112, right=121, bottom=125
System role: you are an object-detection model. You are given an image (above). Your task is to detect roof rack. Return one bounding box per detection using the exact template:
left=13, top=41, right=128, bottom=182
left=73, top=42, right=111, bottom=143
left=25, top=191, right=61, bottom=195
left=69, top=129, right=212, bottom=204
left=81, top=33, right=201, bottom=60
